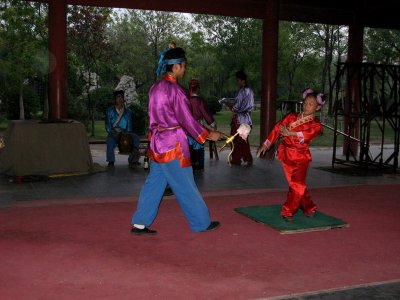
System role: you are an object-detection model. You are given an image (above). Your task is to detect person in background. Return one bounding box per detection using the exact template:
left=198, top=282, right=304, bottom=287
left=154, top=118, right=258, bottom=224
left=188, top=79, right=217, bottom=170
left=226, top=70, right=254, bottom=167
left=257, top=88, right=324, bottom=222
left=130, top=47, right=224, bottom=235
left=105, top=90, right=140, bottom=167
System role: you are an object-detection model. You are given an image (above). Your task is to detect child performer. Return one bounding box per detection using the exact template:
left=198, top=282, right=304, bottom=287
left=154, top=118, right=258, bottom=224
left=257, top=88, right=325, bottom=222
left=131, top=47, right=223, bottom=235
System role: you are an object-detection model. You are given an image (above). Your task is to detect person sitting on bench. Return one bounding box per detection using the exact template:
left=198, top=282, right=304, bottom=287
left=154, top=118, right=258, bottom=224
left=105, top=90, right=140, bottom=167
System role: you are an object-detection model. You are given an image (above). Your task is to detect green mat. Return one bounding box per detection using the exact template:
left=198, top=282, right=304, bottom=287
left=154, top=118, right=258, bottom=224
left=234, top=205, right=349, bottom=234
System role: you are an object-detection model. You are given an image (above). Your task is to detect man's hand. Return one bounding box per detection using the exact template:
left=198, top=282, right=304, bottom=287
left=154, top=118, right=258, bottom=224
left=208, top=131, right=224, bottom=141
left=256, top=144, right=269, bottom=157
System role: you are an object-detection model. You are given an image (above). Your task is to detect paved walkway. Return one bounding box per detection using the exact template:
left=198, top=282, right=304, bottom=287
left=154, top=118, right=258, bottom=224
left=1, top=144, right=399, bottom=207
left=1, top=144, right=399, bottom=299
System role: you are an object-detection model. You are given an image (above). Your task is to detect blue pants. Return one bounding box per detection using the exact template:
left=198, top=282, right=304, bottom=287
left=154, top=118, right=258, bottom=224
left=131, top=159, right=211, bottom=232
left=106, top=132, right=140, bottom=163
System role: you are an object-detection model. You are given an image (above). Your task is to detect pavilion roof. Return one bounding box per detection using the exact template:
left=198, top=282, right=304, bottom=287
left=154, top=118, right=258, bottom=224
left=38, top=0, right=400, bottom=30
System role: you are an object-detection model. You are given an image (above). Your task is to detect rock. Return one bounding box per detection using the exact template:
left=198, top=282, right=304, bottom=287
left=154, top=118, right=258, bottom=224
left=115, top=75, right=139, bottom=105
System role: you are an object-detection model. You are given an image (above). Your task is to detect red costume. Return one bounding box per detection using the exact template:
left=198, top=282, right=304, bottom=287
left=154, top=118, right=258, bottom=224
left=187, top=80, right=216, bottom=170
left=264, top=112, right=322, bottom=217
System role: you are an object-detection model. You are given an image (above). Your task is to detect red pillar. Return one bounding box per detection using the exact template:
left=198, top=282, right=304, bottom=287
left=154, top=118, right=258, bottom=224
left=344, top=16, right=364, bottom=156
left=260, top=0, right=279, bottom=146
left=48, top=0, right=68, bottom=120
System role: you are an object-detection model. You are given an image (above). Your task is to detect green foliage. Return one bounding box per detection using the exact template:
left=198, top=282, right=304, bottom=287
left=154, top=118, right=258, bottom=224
left=190, top=15, right=262, bottom=99
left=364, top=28, right=400, bottom=64
left=0, top=1, right=48, bottom=120
left=204, top=96, right=222, bottom=115
left=129, top=103, right=148, bottom=136
left=68, top=5, right=112, bottom=136
left=4, top=85, right=41, bottom=119
left=67, top=93, right=89, bottom=127
left=136, top=92, right=150, bottom=108
left=68, top=6, right=112, bottom=68
left=90, top=87, right=114, bottom=119
left=111, top=10, right=191, bottom=86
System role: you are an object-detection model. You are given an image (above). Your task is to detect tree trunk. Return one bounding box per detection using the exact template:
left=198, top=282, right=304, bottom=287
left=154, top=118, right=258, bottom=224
left=19, top=82, right=25, bottom=120
left=43, top=77, right=49, bottom=119
left=153, top=39, right=159, bottom=83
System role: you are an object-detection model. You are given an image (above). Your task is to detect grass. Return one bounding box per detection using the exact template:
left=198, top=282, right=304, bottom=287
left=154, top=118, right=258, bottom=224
left=0, top=119, right=9, bottom=131
left=89, top=120, right=108, bottom=141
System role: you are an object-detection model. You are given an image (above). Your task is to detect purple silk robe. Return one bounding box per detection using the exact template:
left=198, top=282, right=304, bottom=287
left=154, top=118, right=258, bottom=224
left=233, top=86, right=254, bottom=125
left=189, top=94, right=215, bottom=126
left=147, top=76, right=209, bottom=167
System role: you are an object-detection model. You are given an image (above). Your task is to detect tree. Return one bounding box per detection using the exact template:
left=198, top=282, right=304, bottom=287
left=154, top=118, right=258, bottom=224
left=364, top=28, right=400, bottom=65
left=278, top=22, right=319, bottom=100
left=68, top=5, right=112, bottom=136
left=192, top=15, right=262, bottom=98
left=0, top=0, right=48, bottom=120
left=123, top=10, right=191, bottom=83
left=310, top=24, right=347, bottom=115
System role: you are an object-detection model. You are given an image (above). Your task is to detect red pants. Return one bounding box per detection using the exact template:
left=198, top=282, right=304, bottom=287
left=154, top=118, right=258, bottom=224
left=280, top=160, right=317, bottom=217
left=230, top=121, right=253, bottom=165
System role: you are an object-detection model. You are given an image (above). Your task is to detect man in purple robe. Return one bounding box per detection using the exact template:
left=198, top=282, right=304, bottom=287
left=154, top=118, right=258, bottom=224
left=226, top=70, right=254, bottom=166
left=130, top=48, right=223, bottom=235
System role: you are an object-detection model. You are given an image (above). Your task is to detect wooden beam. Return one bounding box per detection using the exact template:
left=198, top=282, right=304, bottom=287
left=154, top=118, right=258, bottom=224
left=25, top=0, right=400, bottom=29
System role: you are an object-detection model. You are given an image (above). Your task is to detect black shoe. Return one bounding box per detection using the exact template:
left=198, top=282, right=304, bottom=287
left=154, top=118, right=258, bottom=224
left=201, top=221, right=220, bottom=232
left=131, top=227, right=157, bottom=235
left=108, top=161, right=114, bottom=166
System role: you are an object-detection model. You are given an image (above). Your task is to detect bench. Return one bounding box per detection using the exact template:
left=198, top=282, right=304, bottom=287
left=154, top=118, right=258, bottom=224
left=89, top=138, right=150, bottom=157
left=90, top=139, right=219, bottom=160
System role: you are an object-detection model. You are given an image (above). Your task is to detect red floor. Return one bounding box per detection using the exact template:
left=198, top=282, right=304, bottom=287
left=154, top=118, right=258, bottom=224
left=1, top=184, right=400, bottom=299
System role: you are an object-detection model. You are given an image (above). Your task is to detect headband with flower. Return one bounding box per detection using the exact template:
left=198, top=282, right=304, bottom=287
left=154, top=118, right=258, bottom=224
left=302, top=88, right=314, bottom=99
left=302, top=88, right=325, bottom=105
left=316, top=93, right=325, bottom=105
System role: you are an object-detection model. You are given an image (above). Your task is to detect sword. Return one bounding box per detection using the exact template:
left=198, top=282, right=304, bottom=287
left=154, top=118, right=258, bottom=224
left=322, top=123, right=360, bottom=143
left=218, top=133, right=237, bottom=152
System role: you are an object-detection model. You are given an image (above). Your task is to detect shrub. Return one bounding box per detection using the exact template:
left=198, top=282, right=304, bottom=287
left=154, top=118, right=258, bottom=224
left=204, top=96, right=222, bottom=115
left=129, top=103, right=148, bottom=136
left=90, top=87, right=114, bottom=119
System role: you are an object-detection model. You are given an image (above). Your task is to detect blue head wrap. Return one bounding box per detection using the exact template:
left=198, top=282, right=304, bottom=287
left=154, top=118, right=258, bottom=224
left=156, top=53, right=186, bottom=76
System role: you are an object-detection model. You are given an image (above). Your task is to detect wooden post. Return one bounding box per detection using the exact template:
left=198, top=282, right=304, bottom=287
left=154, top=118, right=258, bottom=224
left=260, top=0, right=279, bottom=148
left=48, top=0, right=68, bottom=120
left=344, top=13, right=364, bottom=156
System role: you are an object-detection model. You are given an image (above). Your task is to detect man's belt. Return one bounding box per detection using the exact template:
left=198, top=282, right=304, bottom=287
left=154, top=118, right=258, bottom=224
left=156, top=125, right=181, bottom=132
